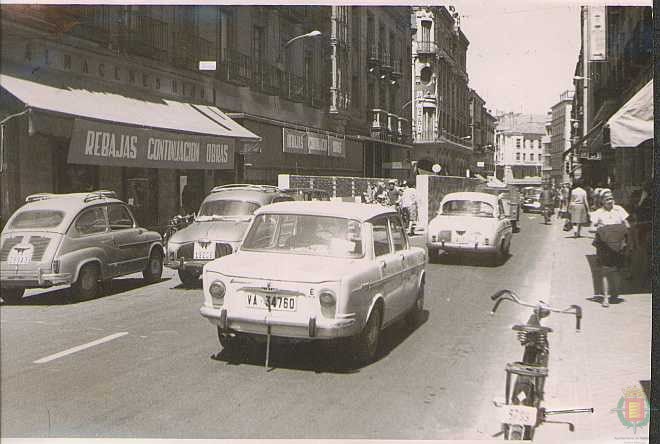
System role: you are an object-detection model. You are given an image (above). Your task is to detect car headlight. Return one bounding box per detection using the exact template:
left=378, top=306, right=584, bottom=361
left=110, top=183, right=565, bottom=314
left=319, top=290, right=336, bottom=319
left=209, top=280, right=226, bottom=307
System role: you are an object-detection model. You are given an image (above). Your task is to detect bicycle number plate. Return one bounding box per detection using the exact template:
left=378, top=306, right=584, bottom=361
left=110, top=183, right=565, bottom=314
left=500, top=405, right=538, bottom=426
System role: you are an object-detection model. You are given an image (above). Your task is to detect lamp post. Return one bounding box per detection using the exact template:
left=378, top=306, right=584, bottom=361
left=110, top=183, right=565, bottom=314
left=284, top=30, right=321, bottom=48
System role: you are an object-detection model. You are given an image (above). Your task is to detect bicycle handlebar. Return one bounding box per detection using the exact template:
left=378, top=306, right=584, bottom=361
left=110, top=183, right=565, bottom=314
left=490, top=289, right=582, bottom=331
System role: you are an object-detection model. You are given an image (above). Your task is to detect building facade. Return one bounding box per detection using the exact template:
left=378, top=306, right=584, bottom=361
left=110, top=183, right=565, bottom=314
left=410, top=6, right=472, bottom=177
left=549, top=90, right=574, bottom=185
left=0, top=5, right=414, bottom=229
left=494, top=113, right=546, bottom=186
left=542, top=111, right=552, bottom=183
left=469, top=89, right=496, bottom=177
left=570, top=5, right=652, bottom=206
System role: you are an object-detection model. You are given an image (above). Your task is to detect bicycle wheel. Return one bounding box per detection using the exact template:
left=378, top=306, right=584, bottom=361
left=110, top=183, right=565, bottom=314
left=505, top=424, right=525, bottom=440
left=508, top=377, right=536, bottom=440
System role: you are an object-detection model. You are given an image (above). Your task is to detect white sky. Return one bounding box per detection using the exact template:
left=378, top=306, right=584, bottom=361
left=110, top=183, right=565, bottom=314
left=452, top=0, right=582, bottom=116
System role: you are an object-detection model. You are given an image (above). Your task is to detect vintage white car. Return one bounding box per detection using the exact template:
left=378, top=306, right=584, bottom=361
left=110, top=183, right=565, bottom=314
left=200, top=201, right=426, bottom=364
left=426, top=191, right=512, bottom=265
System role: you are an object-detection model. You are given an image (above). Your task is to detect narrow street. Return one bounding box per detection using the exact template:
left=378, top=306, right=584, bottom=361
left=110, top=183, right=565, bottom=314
left=2, top=213, right=556, bottom=439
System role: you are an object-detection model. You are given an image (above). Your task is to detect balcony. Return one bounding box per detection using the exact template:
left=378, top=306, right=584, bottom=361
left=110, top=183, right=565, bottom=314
left=391, top=58, right=402, bottom=79
left=122, top=14, right=169, bottom=62
left=284, top=71, right=306, bottom=103
left=172, top=31, right=213, bottom=71
left=417, top=40, right=436, bottom=55
left=370, top=109, right=388, bottom=139
left=279, top=6, right=308, bottom=23
left=253, top=61, right=284, bottom=96
left=367, top=42, right=380, bottom=67
left=219, top=49, right=252, bottom=86
left=381, top=51, right=392, bottom=74
left=68, top=6, right=114, bottom=45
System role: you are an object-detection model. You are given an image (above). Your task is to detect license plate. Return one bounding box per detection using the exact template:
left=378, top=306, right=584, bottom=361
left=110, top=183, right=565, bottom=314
left=246, top=293, right=296, bottom=312
left=499, top=405, right=538, bottom=426
left=7, top=250, right=32, bottom=265
left=194, top=241, right=215, bottom=260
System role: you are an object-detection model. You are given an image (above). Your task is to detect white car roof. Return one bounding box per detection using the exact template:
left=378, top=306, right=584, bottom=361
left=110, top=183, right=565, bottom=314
left=256, top=201, right=397, bottom=222
left=441, top=191, right=499, bottom=206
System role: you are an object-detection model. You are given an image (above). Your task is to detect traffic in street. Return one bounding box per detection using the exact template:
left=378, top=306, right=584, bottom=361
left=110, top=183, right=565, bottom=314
left=2, top=212, right=554, bottom=439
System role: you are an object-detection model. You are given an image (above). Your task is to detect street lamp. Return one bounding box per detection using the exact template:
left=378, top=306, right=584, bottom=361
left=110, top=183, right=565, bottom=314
left=285, top=30, right=321, bottom=48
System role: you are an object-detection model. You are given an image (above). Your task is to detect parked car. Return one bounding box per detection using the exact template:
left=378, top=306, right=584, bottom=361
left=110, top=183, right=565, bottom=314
left=520, top=187, right=543, bottom=213
left=426, top=191, right=513, bottom=265
left=165, top=184, right=294, bottom=286
left=200, top=201, right=426, bottom=364
left=0, top=191, right=164, bottom=303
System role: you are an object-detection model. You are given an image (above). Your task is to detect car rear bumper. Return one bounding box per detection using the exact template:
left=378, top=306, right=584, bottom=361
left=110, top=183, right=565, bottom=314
left=1, top=269, right=72, bottom=289
left=427, top=241, right=497, bottom=254
left=200, top=305, right=359, bottom=340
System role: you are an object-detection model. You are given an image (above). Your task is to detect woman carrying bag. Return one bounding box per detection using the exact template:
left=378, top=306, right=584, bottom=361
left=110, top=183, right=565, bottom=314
left=568, top=179, right=590, bottom=237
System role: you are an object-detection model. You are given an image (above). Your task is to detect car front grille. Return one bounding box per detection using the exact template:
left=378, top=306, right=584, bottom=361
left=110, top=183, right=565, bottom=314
left=177, top=242, right=233, bottom=260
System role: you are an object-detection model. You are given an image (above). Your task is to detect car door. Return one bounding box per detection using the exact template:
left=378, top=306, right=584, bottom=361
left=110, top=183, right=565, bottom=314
left=388, top=214, right=415, bottom=313
left=66, top=206, right=116, bottom=277
left=370, top=216, right=402, bottom=324
left=107, top=203, right=149, bottom=274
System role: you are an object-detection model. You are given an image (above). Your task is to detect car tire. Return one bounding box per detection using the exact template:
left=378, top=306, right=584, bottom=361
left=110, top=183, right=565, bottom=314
left=178, top=269, right=199, bottom=287
left=405, top=283, right=424, bottom=327
left=71, top=264, right=100, bottom=302
left=143, top=249, right=164, bottom=283
left=428, top=248, right=440, bottom=263
left=2, top=288, right=25, bottom=304
left=351, top=304, right=382, bottom=365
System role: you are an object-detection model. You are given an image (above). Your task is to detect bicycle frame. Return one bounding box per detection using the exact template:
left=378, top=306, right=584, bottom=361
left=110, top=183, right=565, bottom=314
left=490, top=289, right=589, bottom=440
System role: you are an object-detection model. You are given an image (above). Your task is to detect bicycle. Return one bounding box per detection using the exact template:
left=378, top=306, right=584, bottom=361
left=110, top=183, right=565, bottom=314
left=490, top=289, right=593, bottom=440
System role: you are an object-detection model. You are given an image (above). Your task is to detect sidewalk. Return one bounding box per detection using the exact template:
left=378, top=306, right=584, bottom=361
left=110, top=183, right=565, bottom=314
left=533, top=217, right=652, bottom=443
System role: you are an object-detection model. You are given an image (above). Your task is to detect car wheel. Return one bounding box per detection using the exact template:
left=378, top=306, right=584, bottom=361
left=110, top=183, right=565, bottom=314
left=491, top=242, right=506, bottom=266
left=2, top=288, right=25, bottom=304
left=178, top=269, right=199, bottom=287
left=502, top=237, right=511, bottom=256
left=405, top=282, right=424, bottom=327
left=351, top=304, right=382, bottom=364
left=143, top=249, right=164, bottom=283
left=71, top=264, right=100, bottom=302
left=428, top=248, right=440, bottom=263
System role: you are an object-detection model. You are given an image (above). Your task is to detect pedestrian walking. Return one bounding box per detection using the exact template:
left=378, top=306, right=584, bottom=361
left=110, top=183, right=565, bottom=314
left=591, top=189, right=629, bottom=307
left=540, top=183, right=555, bottom=224
left=559, top=183, right=570, bottom=218
left=568, top=179, right=590, bottom=238
left=386, top=180, right=401, bottom=206
left=400, top=182, right=418, bottom=235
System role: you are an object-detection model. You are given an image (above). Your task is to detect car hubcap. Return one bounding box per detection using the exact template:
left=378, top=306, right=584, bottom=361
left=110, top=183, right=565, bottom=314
left=367, top=311, right=380, bottom=348
left=83, top=271, right=95, bottom=290
left=150, top=257, right=160, bottom=273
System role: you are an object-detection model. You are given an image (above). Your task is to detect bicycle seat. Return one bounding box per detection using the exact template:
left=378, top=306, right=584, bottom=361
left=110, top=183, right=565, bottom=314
left=512, top=324, right=553, bottom=334
left=506, top=362, right=549, bottom=377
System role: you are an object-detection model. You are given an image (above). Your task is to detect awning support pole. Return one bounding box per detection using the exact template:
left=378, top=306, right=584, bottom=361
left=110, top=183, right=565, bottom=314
left=0, top=107, right=30, bottom=173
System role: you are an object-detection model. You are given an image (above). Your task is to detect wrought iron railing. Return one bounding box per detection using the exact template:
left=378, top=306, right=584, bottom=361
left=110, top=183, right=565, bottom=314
left=253, top=61, right=284, bottom=96
left=417, top=40, right=436, bottom=54
left=68, top=6, right=114, bottom=45
left=123, top=13, right=168, bottom=62
left=284, top=71, right=306, bottom=102
left=220, top=49, right=252, bottom=85
left=367, top=42, right=380, bottom=64
left=172, top=31, right=213, bottom=70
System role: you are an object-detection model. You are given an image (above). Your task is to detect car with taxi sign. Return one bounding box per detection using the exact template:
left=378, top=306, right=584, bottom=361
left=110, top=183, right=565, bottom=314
left=165, top=184, right=294, bottom=286
left=200, top=201, right=426, bottom=364
left=426, top=191, right=513, bottom=265
left=0, top=191, right=164, bottom=303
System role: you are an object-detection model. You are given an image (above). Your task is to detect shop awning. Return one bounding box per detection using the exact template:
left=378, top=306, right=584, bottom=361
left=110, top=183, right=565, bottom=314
left=1, top=73, right=262, bottom=169
left=606, top=79, right=653, bottom=148
left=0, top=73, right=260, bottom=142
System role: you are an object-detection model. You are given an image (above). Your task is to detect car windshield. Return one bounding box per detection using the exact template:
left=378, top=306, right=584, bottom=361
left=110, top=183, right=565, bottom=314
left=242, top=214, right=363, bottom=258
left=9, top=210, right=65, bottom=229
left=442, top=200, right=494, bottom=217
left=197, top=200, right=259, bottom=219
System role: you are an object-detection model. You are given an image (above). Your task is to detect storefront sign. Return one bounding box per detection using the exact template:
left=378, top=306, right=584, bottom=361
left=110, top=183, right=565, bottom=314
left=282, top=128, right=307, bottom=154
left=68, top=118, right=235, bottom=169
left=328, top=136, right=345, bottom=158
left=307, top=133, right=328, bottom=156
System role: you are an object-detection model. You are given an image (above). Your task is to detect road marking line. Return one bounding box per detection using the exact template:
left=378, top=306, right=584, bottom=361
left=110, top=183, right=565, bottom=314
left=33, top=332, right=128, bottom=364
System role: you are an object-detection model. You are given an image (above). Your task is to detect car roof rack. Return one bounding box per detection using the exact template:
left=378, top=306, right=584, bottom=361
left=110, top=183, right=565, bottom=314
left=210, top=184, right=281, bottom=193
left=25, top=193, right=57, bottom=203
left=83, top=190, right=118, bottom=202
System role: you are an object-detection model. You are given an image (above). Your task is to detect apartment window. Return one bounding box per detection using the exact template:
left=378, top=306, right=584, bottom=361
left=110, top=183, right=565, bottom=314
left=219, top=9, right=234, bottom=61
left=421, top=20, right=431, bottom=43
left=516, top=152, right=520, bottom=161
left=252, top=26, right=265, bottom=62
left=515, top=139, right=521, bottom=148
left=523, top=153, right=526, bottom=161
left=530, top=153, right=534, bottom=161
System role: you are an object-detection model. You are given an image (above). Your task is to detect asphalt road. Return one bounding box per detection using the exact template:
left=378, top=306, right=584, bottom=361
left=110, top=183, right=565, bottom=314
left=1, top=212, right=557, bottom=439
